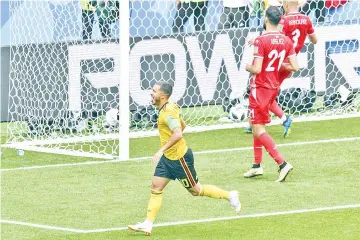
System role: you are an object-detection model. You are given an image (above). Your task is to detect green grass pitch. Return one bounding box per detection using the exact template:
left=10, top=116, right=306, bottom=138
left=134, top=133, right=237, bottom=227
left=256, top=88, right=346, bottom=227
left=1, top=117, right=360, bottom=239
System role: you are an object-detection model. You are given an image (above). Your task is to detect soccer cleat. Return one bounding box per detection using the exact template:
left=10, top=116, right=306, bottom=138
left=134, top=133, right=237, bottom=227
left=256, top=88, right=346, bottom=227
left=282, top=115, right=293, bottom=138
left=228, top=190, right=241, bottom=214
left=244, top=126, right=252, bottom=133
left=275, top=162, right=293, bottom=183
left=243, top=166, right=264, bottom=178
left=128, top=222, right=152, bottom=236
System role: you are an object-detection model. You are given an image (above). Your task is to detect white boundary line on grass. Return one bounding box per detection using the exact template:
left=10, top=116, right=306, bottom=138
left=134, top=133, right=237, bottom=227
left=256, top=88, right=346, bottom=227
left=2, top=204, right=360, bottom=233
left=2, top=136, right=360, bottom=172
left=0, top=219, right=86, bottom=233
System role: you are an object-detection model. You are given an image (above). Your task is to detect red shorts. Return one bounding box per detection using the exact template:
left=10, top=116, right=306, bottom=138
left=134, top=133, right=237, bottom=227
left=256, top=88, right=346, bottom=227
left=249, top=87, right=278, bottom=125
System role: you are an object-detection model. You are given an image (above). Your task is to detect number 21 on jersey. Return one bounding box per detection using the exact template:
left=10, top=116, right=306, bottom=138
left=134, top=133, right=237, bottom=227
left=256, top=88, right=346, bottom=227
left=265, top=50, right=286, bottom=72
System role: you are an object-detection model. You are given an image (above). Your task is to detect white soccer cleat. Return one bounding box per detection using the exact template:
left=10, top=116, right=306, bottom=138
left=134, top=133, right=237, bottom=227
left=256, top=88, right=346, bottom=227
left=243, top=167, right=264, bottom=178
left=275, top=162, right=293, bottom=183
left=128, top=221, right=152, bottom=236
left=228, top=190, right=241, bottom=215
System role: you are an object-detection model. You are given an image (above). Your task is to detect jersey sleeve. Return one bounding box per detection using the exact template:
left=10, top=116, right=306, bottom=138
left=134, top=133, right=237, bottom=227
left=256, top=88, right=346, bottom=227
left=253, top=38, right=265, bottom=58
left=307, top=17, right=315, bottom=35
left=164, top=105, right=181, bottom=131
left=166, top=115, right=181, bottom=131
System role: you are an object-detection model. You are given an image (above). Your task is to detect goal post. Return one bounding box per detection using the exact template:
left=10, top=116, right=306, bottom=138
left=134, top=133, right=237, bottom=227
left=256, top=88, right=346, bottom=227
left=4, top=0, right=360, bottom=159
left=119, top=0, right=130, bottom=161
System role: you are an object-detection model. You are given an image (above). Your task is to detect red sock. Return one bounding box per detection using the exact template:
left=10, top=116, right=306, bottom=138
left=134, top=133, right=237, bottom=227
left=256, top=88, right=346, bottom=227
left=270, top=101, right=284, bottom=119
left=258, top=133, right=285, bottom=165
left=253, top=136, right=263, bottom=165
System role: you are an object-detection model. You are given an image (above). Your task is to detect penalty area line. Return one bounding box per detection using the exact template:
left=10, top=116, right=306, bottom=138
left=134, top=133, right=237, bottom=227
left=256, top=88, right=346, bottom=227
left=2, top=137, right=360, bottom=172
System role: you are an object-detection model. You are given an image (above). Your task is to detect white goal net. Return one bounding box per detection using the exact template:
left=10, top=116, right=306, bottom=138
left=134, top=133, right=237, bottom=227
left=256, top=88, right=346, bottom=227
left=5, top=0, right=360, bottom=159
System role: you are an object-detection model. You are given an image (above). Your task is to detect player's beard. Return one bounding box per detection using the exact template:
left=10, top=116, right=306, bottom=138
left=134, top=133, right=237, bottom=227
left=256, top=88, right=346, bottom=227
left=150, top=95, right=156, bottom=105
left=151, top=95, right=160, bottom=107
left=263, top=22, right=266, bottom=31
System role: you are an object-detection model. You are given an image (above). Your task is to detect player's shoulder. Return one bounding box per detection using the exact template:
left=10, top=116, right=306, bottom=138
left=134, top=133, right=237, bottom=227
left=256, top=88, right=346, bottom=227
left=162, top=102, right=180, bottom=115
left=254, top=35, right=264, bottom=43
left=258, top=32, right=284, bottom=41
left=256, top=33, right=273, bottom=42
left=304, top=15, right=314, bottom=26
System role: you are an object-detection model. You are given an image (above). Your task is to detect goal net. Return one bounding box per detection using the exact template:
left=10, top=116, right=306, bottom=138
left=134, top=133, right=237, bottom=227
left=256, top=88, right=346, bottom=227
left=5, top=0, right=360, bottom=159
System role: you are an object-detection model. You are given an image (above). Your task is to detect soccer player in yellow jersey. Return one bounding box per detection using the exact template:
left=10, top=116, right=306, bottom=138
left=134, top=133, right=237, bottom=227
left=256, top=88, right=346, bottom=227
left=128, top=81, right=241, bottom=236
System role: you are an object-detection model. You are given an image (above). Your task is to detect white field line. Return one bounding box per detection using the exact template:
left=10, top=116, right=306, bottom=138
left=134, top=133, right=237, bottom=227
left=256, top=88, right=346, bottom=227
left=2, top=136, right=360, bottom=172
left=84, top=203, right=360, bottom=233
left=2, top=204, right=360, bottom=233
left=0, top=219, right=86, bottom=233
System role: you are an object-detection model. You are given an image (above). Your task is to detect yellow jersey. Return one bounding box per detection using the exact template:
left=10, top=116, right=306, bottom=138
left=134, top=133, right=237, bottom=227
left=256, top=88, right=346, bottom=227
left=157, top=102, right=188, bottom=160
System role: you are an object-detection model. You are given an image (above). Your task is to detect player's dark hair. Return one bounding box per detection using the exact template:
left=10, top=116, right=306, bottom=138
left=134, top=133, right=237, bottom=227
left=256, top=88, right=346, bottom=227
left=265, top=6, right=282, bottom=26
left=156, top=81, right=173, bottom=97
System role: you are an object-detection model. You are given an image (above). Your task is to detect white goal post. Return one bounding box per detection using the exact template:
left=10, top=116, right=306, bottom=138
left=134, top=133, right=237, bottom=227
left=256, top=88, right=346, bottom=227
left=4, top=0, right=360, bottom=160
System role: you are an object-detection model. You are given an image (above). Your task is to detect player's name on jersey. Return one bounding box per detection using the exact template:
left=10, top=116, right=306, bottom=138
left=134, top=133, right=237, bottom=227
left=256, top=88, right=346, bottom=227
left=271, top=38, right=284, bottom=45
left=288, top=19, right=308, bottom=26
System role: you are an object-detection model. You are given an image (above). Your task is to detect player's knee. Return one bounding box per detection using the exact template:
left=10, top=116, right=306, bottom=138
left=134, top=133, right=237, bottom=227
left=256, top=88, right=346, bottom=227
left=151, top=182, right=157, bottom=189
left=189, top=188, right=200, bottom=196
left=151, top=182, right=164, bottom=191
left=252, top=124, right=266, bottom=138
left=188, top=184, right=202, bottom=196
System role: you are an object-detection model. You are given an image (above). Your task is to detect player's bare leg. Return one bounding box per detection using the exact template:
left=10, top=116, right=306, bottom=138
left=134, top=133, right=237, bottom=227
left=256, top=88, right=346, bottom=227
left=251, top=124, right=293, bottom=182
left=244, top=122, right=264, bottom=178
left=128, top=176, right=170, bottom=236
left=187, top=182, right=241, bottom=214
left=269, top=101, right=293, bottom=138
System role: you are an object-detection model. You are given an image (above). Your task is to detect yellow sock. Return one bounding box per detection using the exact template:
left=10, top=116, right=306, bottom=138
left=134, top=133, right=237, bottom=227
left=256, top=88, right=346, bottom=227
left=146, top=189, right=163, bottom=222
left=200, top=185, right=229, bottom=199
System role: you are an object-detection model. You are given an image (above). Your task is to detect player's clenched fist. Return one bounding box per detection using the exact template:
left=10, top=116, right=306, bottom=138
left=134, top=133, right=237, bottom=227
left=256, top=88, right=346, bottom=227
left=152, top=150, right=163, bottom=164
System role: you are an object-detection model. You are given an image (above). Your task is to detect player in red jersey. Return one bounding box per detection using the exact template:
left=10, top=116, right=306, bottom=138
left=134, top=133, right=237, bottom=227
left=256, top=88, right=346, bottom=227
left=268, top=0, right=318, bottom=137
left=245, top=0, right=318, bottom=137
left=244, top=6, right=299, bottom=182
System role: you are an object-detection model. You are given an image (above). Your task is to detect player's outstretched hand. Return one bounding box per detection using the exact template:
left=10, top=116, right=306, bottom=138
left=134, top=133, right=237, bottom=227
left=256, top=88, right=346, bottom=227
left=152, top=150, right=163, bottom=165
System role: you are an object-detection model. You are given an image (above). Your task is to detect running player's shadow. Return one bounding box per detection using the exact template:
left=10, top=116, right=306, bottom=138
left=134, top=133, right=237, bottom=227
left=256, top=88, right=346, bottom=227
left=242, top=174, right=292, bottom=182
left=126, top=231, right=158, bottom=239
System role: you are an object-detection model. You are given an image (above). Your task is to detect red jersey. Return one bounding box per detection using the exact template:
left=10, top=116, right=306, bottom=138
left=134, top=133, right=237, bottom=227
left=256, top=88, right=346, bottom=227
left=251, top=31, right=295, bottom=89
left=279, top=12, right=315, bottom=54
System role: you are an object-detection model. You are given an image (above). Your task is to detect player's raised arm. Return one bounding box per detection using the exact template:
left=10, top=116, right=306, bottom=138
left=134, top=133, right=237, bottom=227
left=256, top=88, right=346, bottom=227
left=246, top=39, right=264, bottom=74
left=306, top=16, right=318, bottom=44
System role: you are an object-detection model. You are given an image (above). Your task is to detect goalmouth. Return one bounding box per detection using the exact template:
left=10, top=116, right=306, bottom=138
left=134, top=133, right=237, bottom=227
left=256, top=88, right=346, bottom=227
left=3, top=1, right=360, bottom=160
